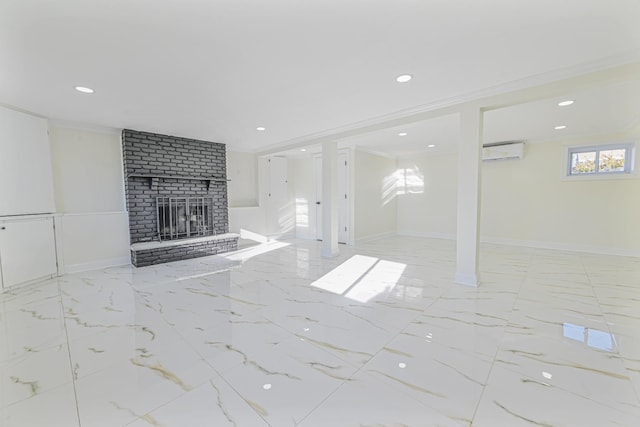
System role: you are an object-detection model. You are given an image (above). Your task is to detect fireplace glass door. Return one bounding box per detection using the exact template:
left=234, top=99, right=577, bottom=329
left=157, top=197, right=213, bottom=240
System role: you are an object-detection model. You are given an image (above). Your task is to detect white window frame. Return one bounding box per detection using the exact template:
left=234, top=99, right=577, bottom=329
left=567, top=142, right=635, bottom=177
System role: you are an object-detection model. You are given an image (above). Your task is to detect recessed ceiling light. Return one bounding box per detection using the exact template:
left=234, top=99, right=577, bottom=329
left=396, top=74, right=412, bottom=83
left=300, top=148, right=307, bottom=152
left=263, top=383, right=272, bottom=390
left=398, top=362, right=407, bottom=369
left=557, top=100, right=574, bottom=107
left=74, top=86, right=94, bottom=94
left=428, top=144, right=436, bottom=148
left=554, top=125, right=567, bottom=130
left=256, top=127, right=266, bottom=131
left=398, top=132, right=407, bottom=136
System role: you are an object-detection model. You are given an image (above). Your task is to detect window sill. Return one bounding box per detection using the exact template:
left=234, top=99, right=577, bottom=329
left=561, top=172, right=639, bottom=182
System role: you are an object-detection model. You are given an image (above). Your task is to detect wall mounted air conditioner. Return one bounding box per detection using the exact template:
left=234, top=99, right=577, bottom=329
left=482, top=141, right=524, bottom=161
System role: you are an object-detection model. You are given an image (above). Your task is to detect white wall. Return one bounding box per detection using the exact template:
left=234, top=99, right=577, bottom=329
left=396, top=153, right=458, bottom=239
left=228, top=206, right=266, bottom=240
left=50, top=127, right=125, bottom=213
left=481, top=139, right=640, bottom=255
left=227, top=155, right=294, bottom=241
left=58, top=213, right=130, bottom=271
left=397, top=139, right=640, bottom=256
left=49, top=126, right=130, bottom=271
left=226, top=150, right=266, bottom=244
left=354, top=150, right=397, bottom=242
left=0, top=106, right=55, bottom=216
left=227, top=150, right=258, bottom=207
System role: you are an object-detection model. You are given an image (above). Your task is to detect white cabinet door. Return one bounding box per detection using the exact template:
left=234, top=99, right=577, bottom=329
left=0, top=217, right=57, bottom=289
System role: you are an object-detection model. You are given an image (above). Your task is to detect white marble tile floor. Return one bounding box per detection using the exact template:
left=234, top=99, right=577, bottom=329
left=1, top=236, right=639, bottom=426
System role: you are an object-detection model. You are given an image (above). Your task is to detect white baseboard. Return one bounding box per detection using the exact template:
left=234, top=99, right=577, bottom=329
left=267, top=230, right=296, bottom=242
left=480, top=236, right=640, bottom=258
left=396, top=231, right=640, bottom=257
left=397, top=231, right=456, bottom=240
left=1, top=273, right=58, bottom=293
left=64, top=256, right=131, bottom=274
left=294, top=231, right=318, bottom=241
left=454, top=272, right=479, bottom=287
left=355, top=231, right=397, bottom=244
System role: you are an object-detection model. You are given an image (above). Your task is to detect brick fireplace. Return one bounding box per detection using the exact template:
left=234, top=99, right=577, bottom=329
left=122, top=129, right=238, bottom=267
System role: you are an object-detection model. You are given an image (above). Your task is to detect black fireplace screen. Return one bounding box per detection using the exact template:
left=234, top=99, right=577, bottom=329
left=157, top=197, right=213, bottom=240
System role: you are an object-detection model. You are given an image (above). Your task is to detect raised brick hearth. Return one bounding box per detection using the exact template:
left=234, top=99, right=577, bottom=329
left=122, top=129, right=238, bottom=267
left=130, top=234, right=239, bottom=267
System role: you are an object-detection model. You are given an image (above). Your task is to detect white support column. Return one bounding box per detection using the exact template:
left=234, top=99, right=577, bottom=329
left=321, top=141, right=339, bottom=257
left=455, top=107, right=483, bottom=287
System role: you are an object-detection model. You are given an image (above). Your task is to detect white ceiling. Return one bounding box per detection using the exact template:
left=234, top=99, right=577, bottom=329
left=281, top=79, right=640, bottom=158
left=483, top=80, right=640, bottom=145
left=1, top=0, right=639, bottom=155
left=335, top=114, right=461, bottom=157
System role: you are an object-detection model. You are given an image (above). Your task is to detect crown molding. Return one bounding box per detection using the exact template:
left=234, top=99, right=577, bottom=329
left=257, top=52, right=640, bottom=156
left=48, top=119, right=121, bottom=135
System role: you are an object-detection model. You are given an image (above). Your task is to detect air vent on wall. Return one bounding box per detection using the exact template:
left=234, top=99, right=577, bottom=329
left=482, top=141, right=524, bottom=161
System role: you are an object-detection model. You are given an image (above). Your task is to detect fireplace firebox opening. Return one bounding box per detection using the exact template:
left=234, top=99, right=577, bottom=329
left=156, top=196, right=214, bottom=241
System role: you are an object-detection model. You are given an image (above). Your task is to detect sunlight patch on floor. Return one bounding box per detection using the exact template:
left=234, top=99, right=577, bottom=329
left=311, top=255, right=406, bottom=303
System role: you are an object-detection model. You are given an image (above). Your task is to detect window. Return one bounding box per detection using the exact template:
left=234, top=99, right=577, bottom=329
left=568, top=143, right=635, bottom=176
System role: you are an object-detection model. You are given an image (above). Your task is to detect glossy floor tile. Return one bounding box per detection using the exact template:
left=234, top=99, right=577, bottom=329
left=1, top=236, right=639, bottom=426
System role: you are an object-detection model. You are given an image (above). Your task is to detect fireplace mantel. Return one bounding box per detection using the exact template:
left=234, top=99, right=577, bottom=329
left=127, top=173, right=229, bottom=191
